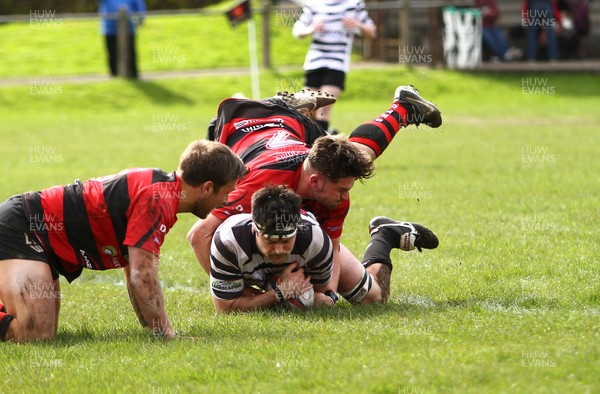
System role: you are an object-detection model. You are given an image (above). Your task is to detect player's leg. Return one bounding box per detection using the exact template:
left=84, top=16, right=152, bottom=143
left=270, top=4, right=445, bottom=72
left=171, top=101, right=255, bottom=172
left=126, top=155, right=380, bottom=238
left=337, top=244, right=384, bottom=304
left=349, top=86, right=442, bottom=160
left=313, top=68, right=345, bottom=133
left=346, top=217, right=439, bottom=304
left=53, top=278, right=61, bottom=334
left=337, top=242, right=395, bottom=304
left=303, top=68, right=336, bottom=132
left=304, top=84, right=326, bottom=131
left=313, top=84, right=342, bottom=132
left=0, top=259, right=59, bottom=342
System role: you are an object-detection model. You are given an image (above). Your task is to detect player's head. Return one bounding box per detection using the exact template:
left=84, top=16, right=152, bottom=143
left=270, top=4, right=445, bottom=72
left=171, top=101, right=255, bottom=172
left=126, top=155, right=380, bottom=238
left=306, top=135, right=374, bottom=208
left=251, top=185, right=302, bottom=263
left=179, top=140, right=246, bottom=190
left=178, top=140, right=247, bottom=218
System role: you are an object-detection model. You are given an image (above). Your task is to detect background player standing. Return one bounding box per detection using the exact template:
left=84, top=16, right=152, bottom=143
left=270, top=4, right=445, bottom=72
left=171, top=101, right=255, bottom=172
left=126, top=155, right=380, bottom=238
left=293, top=0, right=376, bottom=133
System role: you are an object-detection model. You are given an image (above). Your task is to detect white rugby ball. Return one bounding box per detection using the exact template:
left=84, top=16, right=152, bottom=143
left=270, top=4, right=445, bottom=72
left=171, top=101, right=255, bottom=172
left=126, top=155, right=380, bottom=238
left=286, top=287, right=314, bottom=310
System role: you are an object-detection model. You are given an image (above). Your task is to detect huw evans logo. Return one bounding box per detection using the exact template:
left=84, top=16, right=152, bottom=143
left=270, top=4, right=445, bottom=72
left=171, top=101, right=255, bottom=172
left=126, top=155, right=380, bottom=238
left=521, top=78, right=555, bottom=95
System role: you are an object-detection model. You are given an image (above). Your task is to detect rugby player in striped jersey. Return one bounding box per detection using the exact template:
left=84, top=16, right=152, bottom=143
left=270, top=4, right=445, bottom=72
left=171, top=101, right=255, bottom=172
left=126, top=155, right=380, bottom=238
left=210, top=185, right=335, bottom=312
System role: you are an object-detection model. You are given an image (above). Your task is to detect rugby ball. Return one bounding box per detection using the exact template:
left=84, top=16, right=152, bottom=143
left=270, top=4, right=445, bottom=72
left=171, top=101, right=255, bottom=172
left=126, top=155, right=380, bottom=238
left=286, top=287, right=314, bottom=310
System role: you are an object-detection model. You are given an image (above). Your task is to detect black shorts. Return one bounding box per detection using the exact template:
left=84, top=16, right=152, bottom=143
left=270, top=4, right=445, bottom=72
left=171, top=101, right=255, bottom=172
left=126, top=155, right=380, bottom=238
left=0, top=194, right=59, bottom=280
left=305, top=68, right=346, bottom=91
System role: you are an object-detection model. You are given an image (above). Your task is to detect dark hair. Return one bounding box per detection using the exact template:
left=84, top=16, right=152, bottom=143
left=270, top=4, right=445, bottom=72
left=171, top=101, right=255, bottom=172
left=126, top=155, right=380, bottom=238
left=179, top=140, right=246, bottom=190
left=308, top=135, right=374, bottom=182
left=251, top=185, right=302, bottom=238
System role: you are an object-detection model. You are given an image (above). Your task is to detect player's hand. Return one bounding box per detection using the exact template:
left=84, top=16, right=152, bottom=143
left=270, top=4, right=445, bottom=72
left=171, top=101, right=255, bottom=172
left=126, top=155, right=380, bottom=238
left=342, top=17, right=360, bottom=30
left=279, top=263, right=313, bottom=299
left=311, top=21, right=325, bottom=33
left=313, top=291, right=335, bottom=307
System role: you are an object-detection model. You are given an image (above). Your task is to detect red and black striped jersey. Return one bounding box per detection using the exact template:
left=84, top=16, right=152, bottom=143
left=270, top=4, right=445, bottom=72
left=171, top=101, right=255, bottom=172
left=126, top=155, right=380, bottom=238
left=210, top=98, right=349, bottom=239
left=22, top=168, right=180, bottom=281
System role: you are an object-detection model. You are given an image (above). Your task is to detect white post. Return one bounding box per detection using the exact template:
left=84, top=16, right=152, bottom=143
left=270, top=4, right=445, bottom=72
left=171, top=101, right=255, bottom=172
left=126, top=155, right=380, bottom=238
left=247, top=18, right=261, bottom=99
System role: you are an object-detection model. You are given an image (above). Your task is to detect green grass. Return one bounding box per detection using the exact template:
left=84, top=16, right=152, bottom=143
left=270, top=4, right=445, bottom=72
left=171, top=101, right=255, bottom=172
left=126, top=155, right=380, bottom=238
left=0, top=12, right=310, bottom=78
left=0, top=50, right=599, bottom=394
left=1, top=67, right=599, bottom=393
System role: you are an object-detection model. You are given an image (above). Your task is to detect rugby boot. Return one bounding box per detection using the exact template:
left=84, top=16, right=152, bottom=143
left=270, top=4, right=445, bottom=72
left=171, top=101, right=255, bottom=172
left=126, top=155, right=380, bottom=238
left=394, top=85, right=442, bottom=128
left=369, top=216, right=439, bottom=252
left=275, top=89, right=336, bottom=116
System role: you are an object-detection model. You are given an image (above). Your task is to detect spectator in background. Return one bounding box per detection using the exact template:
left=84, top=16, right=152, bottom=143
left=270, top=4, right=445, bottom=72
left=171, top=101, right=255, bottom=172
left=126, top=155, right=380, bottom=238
left=99, top=0, right=146, bottom=78
left=556, top=0, right=591, bottom=59
left=556, top=0, right=580, bottom=58
left=475, top=0, right=523, bottom=61
left=292, top=0, right=376, bottom=134
left=522, top=0, right=560, bottom=61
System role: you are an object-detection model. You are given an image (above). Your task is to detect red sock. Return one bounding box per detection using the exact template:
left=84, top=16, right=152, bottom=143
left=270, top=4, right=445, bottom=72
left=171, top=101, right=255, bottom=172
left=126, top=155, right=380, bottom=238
left=348, top=101, right=409, bottom=158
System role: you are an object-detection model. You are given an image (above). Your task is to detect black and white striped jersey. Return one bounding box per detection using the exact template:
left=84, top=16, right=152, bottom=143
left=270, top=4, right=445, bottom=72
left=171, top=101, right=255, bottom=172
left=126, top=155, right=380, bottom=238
left=210, top=213, right=333, bottom=300
left=294, top=0, right=374, bottom=72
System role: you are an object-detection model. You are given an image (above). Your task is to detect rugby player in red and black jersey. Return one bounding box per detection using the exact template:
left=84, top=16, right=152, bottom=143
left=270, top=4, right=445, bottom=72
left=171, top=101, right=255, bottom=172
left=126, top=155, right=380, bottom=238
left=188, top=86, right=441, bottom=307
left=0, top=140, right=246, bottom=342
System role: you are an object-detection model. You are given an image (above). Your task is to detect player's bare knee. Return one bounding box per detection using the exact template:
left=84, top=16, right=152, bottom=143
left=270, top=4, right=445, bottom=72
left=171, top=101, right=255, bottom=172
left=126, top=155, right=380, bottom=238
left=339, top=268, right=373, bottom=304
left=7, top=314, right=57, bottom=342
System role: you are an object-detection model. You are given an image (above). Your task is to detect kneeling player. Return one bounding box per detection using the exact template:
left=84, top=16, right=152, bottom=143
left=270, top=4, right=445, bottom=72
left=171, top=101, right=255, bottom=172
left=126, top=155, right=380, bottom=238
left=0, top=140, right=246, bottom=342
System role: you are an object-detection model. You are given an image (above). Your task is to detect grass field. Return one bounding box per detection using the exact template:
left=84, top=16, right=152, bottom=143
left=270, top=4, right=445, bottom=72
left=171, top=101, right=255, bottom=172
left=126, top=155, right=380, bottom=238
left=1, top=13, right=599, bottom=394
left=0, top=12, right=310, bottom=78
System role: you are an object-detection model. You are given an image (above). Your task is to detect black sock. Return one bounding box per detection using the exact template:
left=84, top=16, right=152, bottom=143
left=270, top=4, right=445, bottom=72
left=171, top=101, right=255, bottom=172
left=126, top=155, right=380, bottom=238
left=0, top=313, right=14, bottom=341
left=316, top=120, right=329, bottom=132
left=361, top=229, right=398, bottom=269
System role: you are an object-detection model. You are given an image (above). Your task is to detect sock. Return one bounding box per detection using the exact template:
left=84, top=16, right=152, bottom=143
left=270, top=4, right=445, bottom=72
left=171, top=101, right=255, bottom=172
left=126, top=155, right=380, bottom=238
left=349, top=101, right=409, bottom=158
left=315, top=120, right=329, bottom=132
left=361, top=228, right=399, bottom=270
left=0, top=312, right=14, bottom=341
left=0, top=303, right=5, bottom=313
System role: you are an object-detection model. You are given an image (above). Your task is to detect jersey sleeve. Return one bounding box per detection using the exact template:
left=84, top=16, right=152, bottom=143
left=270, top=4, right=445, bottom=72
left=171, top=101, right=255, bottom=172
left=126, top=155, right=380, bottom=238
left=123, top=188, right=177, bottom=256
left=302, top=218, right=333, bottom=286
left=210, top=228, right=245, bottom=300
left=298, top=2, right=314, bottom=26
left=356, top=0, right=374, bottom=26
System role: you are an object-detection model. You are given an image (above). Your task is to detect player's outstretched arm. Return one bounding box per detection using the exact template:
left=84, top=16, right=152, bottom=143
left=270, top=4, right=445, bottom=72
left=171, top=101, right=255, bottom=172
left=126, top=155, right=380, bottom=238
left=123, top=265, right=148, bottom=328
left=213, top=289, right=280, bottom=313
left=126, top=246, right=175, bottom=339
left=187, top=214, right=223, bottom=274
